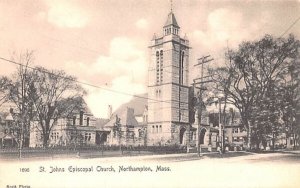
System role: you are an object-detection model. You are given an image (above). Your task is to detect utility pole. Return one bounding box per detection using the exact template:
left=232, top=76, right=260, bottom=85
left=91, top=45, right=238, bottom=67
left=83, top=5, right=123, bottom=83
left=194, top=55, right=213, bottom=157
left=218, top=96, right=222, bottom=153
left=19, top=65, right=25, bottom=159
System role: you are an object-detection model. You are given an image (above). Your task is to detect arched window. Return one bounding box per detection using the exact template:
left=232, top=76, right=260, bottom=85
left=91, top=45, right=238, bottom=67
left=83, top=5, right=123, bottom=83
left=179, top=51, right=185, bottom=85
left=86, top=117, right=90, bottom=126
left=179, top=128, right=186, bottom=145
left=160, top=50, right=163, bottom=83
left=200, top=128, right=206, bottom=145
left=156, top=51, right=160, bottom=84
left=73, top=116, right=76, bottom=125
left=155, top=50, right=163, bottom=85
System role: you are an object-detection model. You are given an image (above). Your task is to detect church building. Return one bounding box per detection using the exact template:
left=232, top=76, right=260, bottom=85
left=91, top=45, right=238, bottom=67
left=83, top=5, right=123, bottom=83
left=147, top=9, right=191, bottom=146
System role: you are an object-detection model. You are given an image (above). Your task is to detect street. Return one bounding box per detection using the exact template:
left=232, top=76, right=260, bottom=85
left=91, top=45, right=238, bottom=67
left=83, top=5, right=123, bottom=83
left=0, top=151, right=299, bottom=188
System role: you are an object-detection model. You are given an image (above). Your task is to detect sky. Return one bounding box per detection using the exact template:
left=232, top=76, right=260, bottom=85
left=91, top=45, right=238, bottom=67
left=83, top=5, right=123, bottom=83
left=0, top=0, right=300, bottom=118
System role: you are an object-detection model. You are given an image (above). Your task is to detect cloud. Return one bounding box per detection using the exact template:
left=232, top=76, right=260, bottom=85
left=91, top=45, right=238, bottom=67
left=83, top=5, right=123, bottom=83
left=208, top=8, right=243, bottom=42
left=85, top=76, right=146, bottom=118
left=98, top=38, right=146, bottom=80
left=43, top=0, right=89, bottom=28
left=135, top=18, right=149, bottom=30
left=65, top=37, right=148, bottom=118
left=189, top=7, right=271, bottom=56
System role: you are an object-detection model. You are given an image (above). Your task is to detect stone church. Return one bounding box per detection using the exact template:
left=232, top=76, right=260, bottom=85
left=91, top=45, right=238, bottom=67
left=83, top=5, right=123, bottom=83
left=147, top=10, right=191, bottom=146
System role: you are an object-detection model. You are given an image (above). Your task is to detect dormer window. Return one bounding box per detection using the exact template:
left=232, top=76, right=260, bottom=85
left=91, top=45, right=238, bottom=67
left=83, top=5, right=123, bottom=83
left=80, top=111, right=84, bottom=126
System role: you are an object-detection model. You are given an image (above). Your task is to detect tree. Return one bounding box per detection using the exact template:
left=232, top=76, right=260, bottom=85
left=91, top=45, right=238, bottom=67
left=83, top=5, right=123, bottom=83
left=0, top=77, right=10, bottom=106
left=1, top=51, right=36, bottom=149
left=27, top=66, right=86, bottom=147
left=283, top=55, right=300, bottom=148
left=209, top=34, right=300, bottom=149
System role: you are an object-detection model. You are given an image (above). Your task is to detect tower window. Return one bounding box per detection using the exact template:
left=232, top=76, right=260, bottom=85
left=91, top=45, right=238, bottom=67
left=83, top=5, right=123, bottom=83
left=160, top=50, right=163, bottom=83
left=179, top=51, right=185, bottom=85
left=156, top=50, right=163, bottom=84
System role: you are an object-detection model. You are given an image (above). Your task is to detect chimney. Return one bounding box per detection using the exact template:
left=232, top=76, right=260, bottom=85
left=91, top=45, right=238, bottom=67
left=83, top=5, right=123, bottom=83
left=108, top=105, right=112, bottom=119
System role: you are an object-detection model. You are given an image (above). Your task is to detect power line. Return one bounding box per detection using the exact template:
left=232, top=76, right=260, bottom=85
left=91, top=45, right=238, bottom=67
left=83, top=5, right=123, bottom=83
left=280, top=15, right=300, bottom=37
left=0, top=56, right=172, bottom=104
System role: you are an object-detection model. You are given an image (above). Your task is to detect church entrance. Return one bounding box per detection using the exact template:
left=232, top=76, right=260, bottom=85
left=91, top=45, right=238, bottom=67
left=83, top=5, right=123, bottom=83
left=199, top=128, right=207, bottom=145
left=96, top=131, right=108, bottom=145
left=179, top=127, right=186, bottom=145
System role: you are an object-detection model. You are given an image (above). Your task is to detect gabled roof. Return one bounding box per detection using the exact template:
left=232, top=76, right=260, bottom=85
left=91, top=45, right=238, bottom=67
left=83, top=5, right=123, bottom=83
left=112, top=93, right=147, bottom=117
left=95, top=118, right=110, bottom=130
left=104, top=107, right=139, bottom=128
left=164, top=12, right=180, bottom=28
left=5, top=113, right=14, bottom=121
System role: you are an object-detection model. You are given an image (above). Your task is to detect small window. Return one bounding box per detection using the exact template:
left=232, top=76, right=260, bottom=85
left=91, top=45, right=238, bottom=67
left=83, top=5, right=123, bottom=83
left=73, top=116, right=76, bottom=125
left=159, top=125, right=162, bottom=133
left=85, top=133, right=91, bottom=141
left=233, top=128, right=238, bottom=133
left=156, top=125, right=158, bottom=133
left=80, top=111, right=84, bottom=125
left=138, top=129, right=142, bottom=138
left=190, top=132, right=194, bottom=140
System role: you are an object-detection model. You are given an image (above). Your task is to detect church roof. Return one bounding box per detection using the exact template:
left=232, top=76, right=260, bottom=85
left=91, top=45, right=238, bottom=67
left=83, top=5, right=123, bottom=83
left=104, top=107, right=139, bottom=128
left=112, top=93, right=147, bottom=117
left=164, top=12, right=180, bottom=28
left=102, top=94, right=147, bottom=128
left=95, top=118, right=110, bottom=130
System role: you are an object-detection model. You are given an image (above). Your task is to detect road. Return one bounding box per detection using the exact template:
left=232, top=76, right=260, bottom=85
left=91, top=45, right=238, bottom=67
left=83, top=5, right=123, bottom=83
left=0, top=151, right=299, bottom=188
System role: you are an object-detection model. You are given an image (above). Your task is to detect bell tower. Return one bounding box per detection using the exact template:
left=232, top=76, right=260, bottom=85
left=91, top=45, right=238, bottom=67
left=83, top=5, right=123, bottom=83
left=147, top=7, right=190, bottom=146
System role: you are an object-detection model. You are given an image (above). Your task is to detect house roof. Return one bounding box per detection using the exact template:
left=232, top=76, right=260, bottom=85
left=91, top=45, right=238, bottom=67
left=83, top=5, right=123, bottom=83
left=206, top=102, right=239, bottom=114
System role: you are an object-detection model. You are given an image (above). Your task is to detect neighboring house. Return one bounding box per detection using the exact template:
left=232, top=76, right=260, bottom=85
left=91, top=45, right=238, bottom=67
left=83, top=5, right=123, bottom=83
left=223, top=118, right=247, bottom=148
left=29, top=104, right=97, bottom=148
left=197, top=101, right=247, bottom=149
left=0, top=110, right=18, bottom=148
